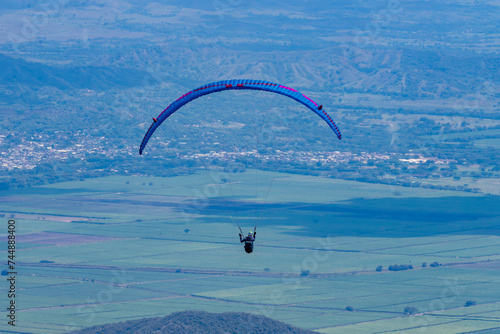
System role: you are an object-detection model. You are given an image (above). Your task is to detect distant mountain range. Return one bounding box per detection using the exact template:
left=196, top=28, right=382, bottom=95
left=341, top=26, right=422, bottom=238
left=66, top=310, right=316, bottom=334
left=0, top=52, right=147, bottom=91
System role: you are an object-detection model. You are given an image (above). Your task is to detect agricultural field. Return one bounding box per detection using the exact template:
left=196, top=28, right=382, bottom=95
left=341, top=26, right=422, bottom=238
left=1, top=171, right=500, bottom=333
left=475, top=138, right=500, bottom=150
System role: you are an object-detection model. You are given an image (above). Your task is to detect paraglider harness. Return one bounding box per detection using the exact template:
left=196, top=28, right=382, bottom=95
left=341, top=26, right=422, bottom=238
left=239, top=227, right=256, bottom=254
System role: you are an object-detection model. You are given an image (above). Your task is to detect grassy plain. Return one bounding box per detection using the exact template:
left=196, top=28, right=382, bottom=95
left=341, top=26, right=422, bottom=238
left=474, top=138, right=500, bottom=150
left=1, top=171, right=499, bottom=333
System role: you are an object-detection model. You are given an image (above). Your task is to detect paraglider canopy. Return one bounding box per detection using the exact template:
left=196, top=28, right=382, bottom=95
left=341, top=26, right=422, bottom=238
left=139, top=79, right=341, bottom=155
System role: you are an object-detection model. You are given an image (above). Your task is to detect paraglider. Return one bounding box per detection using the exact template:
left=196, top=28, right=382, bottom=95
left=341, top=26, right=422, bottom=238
left=139, top=79, right=341, bottom=155
left=139, top=79, right=342, bottom=254
left=240, top=229, right=256, bottom=254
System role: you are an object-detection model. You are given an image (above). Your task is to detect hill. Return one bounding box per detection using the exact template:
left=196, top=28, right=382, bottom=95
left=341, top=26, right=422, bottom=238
left=0, top=52, right=147, bottom=91
left=66, top=310, right=316, bottom=334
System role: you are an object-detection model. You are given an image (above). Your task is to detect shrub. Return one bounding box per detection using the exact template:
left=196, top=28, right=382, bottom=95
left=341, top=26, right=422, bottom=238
left=389, top=264, right=410, bottom=271
left=404, top=306, right=418, bottom=315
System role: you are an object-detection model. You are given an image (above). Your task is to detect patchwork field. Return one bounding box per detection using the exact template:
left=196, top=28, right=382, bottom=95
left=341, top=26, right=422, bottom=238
left=1, top=170, right=499, bottom=333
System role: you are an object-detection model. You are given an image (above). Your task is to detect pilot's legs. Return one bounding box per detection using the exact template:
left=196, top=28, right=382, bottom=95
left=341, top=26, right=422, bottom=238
left=244, top=244, right=253, bottom=253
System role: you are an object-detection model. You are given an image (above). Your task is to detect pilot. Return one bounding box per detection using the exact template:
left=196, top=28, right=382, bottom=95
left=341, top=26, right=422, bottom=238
left=239, top=231, right=256, bottom=254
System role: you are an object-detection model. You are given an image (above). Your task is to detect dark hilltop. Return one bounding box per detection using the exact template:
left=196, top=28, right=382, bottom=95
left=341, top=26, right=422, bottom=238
left=66, top=310, right=317, bottom=334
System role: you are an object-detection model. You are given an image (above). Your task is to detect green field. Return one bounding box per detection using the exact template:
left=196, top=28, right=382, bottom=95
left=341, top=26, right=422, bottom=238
left=1, top=171, right=500, bottom=333
left=474, top=138, right=500, bottom=149
left=425, top=128, right=500, bottom=141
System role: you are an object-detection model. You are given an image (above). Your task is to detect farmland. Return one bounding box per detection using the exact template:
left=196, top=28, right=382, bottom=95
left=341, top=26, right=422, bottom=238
left=1, top=171, right=499, bottom=333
